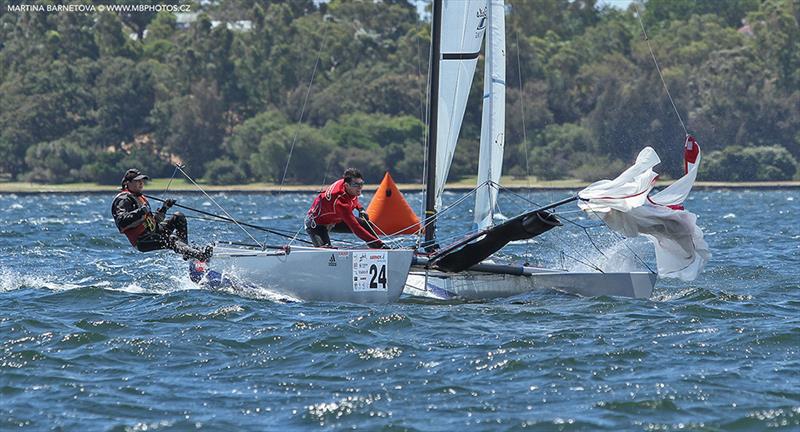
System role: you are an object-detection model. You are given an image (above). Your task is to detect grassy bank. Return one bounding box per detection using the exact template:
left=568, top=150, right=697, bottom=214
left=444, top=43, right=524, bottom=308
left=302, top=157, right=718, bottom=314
left=1, top=178, right=799, bottom=194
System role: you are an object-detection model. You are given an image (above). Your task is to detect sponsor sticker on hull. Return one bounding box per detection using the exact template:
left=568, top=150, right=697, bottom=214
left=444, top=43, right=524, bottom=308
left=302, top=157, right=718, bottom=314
left=352, top=251, right=388, bottom=292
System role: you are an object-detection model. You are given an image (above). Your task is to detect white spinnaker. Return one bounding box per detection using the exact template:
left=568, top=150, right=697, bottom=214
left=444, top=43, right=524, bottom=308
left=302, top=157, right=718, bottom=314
left=473, top=0, right=506, bottom=230
left=435, top=0, right=488, bottom=211
left=577, top=144, right=709, bottom=281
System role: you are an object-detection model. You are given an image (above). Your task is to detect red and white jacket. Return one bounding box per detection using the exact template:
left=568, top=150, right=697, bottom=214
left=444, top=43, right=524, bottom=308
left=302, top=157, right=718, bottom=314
left=306, top=179, right=378, bottom=244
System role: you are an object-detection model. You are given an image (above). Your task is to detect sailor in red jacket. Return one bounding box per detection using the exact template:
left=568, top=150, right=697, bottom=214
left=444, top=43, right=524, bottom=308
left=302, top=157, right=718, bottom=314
left=306, top=168, right=387, bottom=249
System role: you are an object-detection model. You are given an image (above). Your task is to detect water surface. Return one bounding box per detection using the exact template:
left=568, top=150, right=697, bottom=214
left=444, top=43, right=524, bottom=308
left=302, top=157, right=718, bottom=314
left=1, top=190, right=798, bottom=430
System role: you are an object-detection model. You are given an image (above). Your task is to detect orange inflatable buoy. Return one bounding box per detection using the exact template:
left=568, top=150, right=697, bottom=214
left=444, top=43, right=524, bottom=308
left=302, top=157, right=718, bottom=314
left=366, top=172, right=422, bottom=236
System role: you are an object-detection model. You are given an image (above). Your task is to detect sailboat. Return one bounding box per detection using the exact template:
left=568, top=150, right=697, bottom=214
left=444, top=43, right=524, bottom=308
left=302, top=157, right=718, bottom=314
left=190, top=0, right=707, bottom=303
left=402, top=0, right=664, bottom=300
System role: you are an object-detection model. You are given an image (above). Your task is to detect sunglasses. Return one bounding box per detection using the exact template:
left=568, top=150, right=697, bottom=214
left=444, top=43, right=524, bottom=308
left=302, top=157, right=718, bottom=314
left=350, top=181, right=365, bottom=187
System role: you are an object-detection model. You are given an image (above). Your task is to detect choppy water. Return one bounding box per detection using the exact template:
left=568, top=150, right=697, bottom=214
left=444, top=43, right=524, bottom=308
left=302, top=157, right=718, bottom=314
left=1, top=189, right=798, bottom=431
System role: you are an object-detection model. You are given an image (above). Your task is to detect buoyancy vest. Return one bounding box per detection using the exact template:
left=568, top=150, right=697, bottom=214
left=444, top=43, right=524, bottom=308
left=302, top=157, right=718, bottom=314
left=113, top=191, right=157, bottom=246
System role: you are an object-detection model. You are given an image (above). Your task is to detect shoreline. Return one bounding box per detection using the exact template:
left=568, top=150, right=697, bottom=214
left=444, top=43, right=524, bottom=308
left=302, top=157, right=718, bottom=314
left=1, top=179, right=799, bottom=194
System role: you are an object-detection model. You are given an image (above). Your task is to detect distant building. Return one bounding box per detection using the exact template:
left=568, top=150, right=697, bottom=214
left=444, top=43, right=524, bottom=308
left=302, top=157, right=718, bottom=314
left=175, top=12, right=199, bottom=29
left=212, top=20, right=253, bottom=32
left=175, top=12, right=252, bottom=32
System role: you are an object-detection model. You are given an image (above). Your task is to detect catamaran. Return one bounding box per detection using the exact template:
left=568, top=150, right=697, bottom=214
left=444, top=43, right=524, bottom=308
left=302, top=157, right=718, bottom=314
left=189, top=0, right=708, bottom=303
left=394, top=0, right=708, bottom=300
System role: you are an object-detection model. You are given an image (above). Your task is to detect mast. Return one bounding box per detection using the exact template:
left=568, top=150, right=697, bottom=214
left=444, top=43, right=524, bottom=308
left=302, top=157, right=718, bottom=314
left=424, top=0, right=443, bottom=251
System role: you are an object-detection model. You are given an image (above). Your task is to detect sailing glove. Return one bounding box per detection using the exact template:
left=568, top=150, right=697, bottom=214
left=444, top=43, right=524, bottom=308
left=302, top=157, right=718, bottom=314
left=358, top=209, right=369, bottom=221
left=164, top=198, right=176, bottom=209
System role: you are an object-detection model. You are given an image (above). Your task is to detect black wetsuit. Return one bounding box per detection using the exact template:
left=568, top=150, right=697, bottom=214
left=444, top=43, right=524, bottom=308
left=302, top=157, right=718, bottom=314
left=111, top=192, right=211, bottom=260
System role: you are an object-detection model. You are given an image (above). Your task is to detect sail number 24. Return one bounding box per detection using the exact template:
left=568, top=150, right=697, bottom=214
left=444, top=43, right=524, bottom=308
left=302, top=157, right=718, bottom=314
left=369, top=264, right=387, bottom=289
left=352, top=251, right=389, bottom=292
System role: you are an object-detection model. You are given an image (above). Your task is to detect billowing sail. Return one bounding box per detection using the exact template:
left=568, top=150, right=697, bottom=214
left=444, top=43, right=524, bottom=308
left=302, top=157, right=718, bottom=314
left=577, top=139, right=709, bottom=281
left=473, top=0, right=506, bottom=229
left=434, top=0, right=488, bottom=211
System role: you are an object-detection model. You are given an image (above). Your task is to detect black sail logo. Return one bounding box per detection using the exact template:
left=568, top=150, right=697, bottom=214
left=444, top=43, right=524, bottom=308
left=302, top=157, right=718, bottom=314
left=475, top=7, right=487, bottom=38
left=476, top=7, right=487, bottom=31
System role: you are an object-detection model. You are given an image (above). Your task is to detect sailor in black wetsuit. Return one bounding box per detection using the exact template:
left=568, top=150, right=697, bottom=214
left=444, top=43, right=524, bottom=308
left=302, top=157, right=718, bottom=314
left=111, top=168, right=212, bottom=261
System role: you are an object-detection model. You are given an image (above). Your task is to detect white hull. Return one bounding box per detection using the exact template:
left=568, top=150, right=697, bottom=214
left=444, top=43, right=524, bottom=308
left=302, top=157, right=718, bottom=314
left=405, top=266, right=656, bottom=300
left=197, top=246, right=414, bottom=304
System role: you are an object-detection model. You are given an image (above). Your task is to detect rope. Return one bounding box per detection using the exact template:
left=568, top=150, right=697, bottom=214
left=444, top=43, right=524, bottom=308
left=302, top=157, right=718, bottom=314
left=163, top=164, right=179, bottom=195
left=179, top=213, right=313, bottom=243
left=633, top=3, right=688, bottom=136
left=279, top=20, right=329, bottom=189
left=174, top=165, right=264, bottom=249
left=418, top=183, right=483, bottom=236
left=515, top=32, right=533, bottom=193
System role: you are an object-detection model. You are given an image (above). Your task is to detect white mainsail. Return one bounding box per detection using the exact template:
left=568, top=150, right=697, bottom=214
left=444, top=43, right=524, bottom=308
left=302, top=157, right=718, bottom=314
left=473, top=0, right=506, bottom=229
left=434, top=0, right=488, bottom=211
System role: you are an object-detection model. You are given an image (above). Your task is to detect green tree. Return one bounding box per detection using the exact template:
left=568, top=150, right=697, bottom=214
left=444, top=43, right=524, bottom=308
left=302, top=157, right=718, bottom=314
left=204, top=158, right=248, bottom=184
left=251, top=124, right=334, bottom=183
left=23, top=137, right=92, bottom=183
left=747, top=0, right=800, bottom=91
left=152, top=80, right=226, bottom=177
left=95, top=12, right=140, bottom=59
left=94, top=57, right=156, bottom=144
left=227, top=110, right=289, bottom=177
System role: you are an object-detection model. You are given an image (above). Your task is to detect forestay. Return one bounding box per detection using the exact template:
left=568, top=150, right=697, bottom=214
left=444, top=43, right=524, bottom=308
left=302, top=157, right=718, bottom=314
left=473, top=0, right=506, bottom=230
left=434, top=0, right=487, bottom=211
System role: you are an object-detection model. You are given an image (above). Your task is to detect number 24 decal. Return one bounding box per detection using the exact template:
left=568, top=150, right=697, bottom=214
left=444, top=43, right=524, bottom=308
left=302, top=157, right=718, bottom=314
left=369, top=264, right=387, bottom=289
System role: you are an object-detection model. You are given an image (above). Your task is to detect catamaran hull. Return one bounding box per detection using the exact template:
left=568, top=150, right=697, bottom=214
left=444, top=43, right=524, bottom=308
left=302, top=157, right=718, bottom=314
left=192, top=246, right=414, bottom=304
left=405, top=268, right=656, bottom=300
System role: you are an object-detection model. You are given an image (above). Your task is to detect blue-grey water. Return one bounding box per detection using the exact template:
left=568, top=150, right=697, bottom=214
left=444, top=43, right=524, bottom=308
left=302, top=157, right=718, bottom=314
left=1, top=189, right=798, bottom=431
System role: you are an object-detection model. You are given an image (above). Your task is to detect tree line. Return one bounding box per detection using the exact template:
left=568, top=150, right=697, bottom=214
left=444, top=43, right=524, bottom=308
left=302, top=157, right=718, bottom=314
left=0, top=0, right=798, bottom=185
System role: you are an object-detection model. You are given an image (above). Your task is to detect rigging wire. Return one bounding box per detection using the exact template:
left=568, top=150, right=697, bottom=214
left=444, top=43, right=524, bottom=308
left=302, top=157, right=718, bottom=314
left=495, top=186, right=611, bottom=269
left=162, top=164, right=180, bottom=196
left=174, top=165, right=264, bottom=249
left=279, top=16, right=329, bottom=190
left=514, top=31, right=537, bottom=262
left=633, top=3, right=688, bottom=136
left=582, top=205, right=656, bottom=274
left=515, top=32, right=532, bottom=194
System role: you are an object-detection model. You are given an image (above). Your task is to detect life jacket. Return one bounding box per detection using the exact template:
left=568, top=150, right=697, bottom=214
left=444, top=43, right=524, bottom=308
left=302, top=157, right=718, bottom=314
left=114, top=190, right=157, bottom=246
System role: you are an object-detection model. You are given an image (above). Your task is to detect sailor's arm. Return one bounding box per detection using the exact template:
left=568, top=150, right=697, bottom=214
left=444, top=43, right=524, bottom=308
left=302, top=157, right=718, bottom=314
left=337, top=202, right=383, bottom=248
left=153, top=198, right=176, bottom=223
